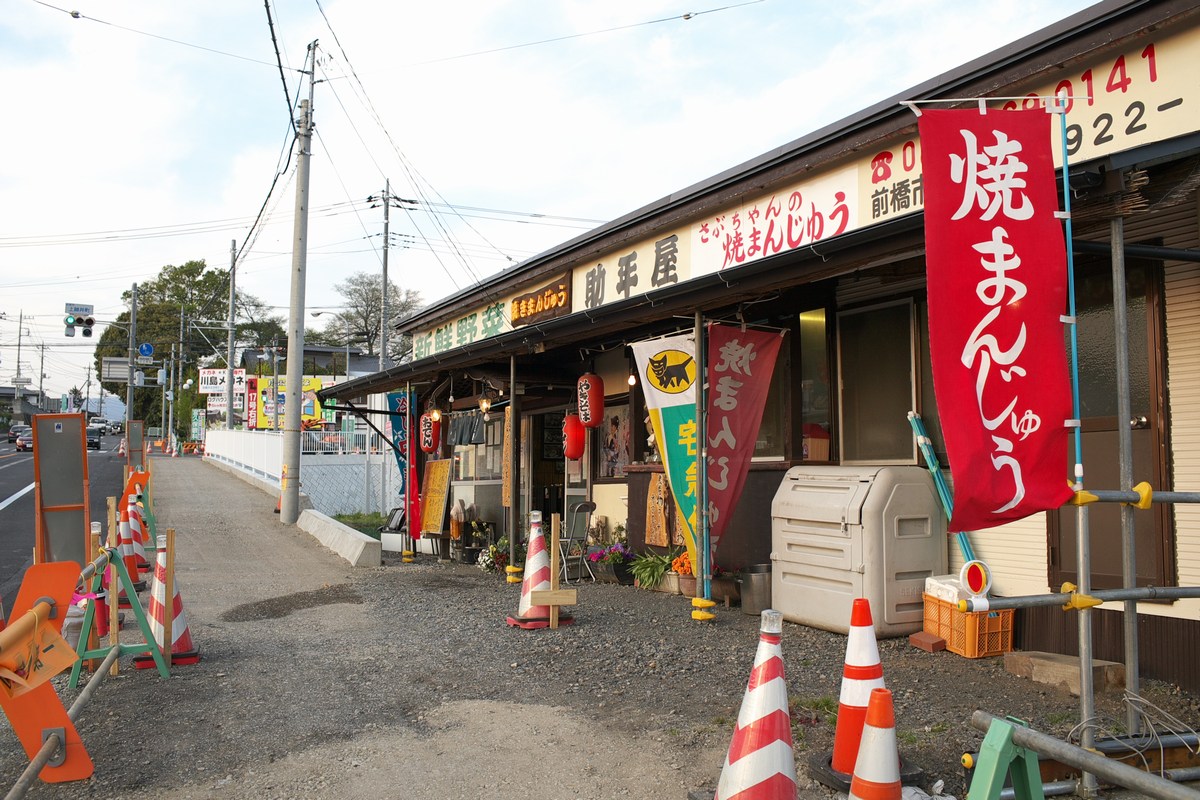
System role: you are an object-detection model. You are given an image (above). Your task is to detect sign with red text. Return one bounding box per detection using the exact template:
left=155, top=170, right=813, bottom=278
left=705, top=324, right=782, bottom=552
left=920, top=108, right=1073, bottom=532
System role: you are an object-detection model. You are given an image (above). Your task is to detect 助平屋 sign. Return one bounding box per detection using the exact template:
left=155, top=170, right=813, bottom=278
left=631, top=335, right=700, bottom=572
left=919, top=108, right=1074, bottom=532
left=198, top=368, right=246, bottom=394
left=705, top=324, right=783, bottom=552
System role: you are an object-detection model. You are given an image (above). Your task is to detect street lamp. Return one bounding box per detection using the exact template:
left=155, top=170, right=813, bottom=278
left=311, top=312, right=351, bottom=379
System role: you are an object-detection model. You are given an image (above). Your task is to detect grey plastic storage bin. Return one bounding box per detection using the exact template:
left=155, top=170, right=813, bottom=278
left=770, top=466, right=946, bottom=637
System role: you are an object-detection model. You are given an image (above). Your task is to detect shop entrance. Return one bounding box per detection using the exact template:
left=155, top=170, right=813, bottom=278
left=523, top=410, right=589, bottom=537
left=1049, top=252, right=1173, bottom=590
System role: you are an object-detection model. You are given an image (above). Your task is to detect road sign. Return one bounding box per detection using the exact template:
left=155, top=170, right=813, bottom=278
left=64, top=303, right=94, bottom=316
left=138, top=343, right=154, bottom=357
left=12, top=377, right=32, bottom=386
left=101, top=357, right=130, bottom=382
left=136, top=356, right=154, bottom=365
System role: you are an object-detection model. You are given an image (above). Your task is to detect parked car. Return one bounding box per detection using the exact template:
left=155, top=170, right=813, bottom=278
left=86, top=427, right=102, bottom=450
left=7, top=424, right=30, bottom=443
left=14, top=431, right=33, bottom=451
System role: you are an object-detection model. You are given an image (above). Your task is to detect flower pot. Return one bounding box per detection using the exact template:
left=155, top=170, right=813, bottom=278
left=677, top=574, right=697, bottom=597
left=613, top=561, right=635, bottom=585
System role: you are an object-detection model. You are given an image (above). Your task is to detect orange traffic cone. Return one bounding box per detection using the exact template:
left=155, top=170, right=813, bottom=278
left=848, top=689, right=901, bottom=800
left=118, top=438, right=126, bottom=457
left=505, top=513, right=573, bottom=629
left=831, top=598, right=886, bottom=774
left=273, top=494, right=281, bottom=513
left=134, top=535, right=200, bottom=668
left=715, top=609, right=797, bottom=799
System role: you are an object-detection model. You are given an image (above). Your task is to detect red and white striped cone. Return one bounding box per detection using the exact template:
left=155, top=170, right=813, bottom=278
left=848, top=689, right=901, bottom=800
left=127, top=497, right=151, bottom=572
left=715, top=609, right=797, bottom=800
left=118, top=438, right=126, bottom=457
left=115, top=507, right=147, bottom=606
left=505, top=513, right=573, bottom=629
left=830, top=598, right=886, bottom=775
left=134, top=535, right=200, bottom=668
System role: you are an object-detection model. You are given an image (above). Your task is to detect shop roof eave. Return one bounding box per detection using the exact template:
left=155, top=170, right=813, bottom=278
left=322, top=212, right=926, bottom=403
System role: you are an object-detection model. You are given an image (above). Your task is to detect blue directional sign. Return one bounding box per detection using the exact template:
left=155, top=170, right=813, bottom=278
left=138, top=343, right=154, bottom=357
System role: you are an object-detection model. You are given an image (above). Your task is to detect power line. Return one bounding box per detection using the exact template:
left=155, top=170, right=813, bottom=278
left=405, top=0, right=768, bottom=66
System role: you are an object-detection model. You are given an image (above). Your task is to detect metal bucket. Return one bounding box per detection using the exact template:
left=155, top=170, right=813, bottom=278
left=738, top=564, right=772, bottom=617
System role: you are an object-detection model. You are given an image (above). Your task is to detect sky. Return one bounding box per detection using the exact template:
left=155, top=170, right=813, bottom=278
left=1, top=0, right=1099, bottom=403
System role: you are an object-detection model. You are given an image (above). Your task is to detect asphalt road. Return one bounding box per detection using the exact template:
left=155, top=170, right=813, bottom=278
left=0, top=431, right=126, bottom=617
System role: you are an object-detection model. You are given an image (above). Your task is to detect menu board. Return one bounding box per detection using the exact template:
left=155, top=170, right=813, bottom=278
left=419, top=459, right=452, bottom=535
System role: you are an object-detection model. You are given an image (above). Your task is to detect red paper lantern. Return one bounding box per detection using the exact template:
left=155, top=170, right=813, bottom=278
left=563, top=413, right=585, bottom=460
left=418, top=412, right=440, bottom=453
left=577, top=373, right=605, bottom=428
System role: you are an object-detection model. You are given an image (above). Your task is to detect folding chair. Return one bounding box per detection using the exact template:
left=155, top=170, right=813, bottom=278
left=560, top=501, right=596, bottom=584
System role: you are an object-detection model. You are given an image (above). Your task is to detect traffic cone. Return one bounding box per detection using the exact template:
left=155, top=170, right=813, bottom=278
left=116, top=507, right=147, bottom=607
left=715, top=609, right=797, bottom=800
left=127, top=497, right=151, bottom=572
left=831, top=598, right=886, bottom=775
left=505, top=514, right=573, bottom=629
left=134, top=535, right=200, bottom=668
left=848, top=689, right=901, bottom=800
left=273, top=494, right=281, bottom=513
left=118, top=438, right=126, bottom=457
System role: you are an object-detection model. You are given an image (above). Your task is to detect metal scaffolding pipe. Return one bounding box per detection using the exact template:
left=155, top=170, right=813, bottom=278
left=963, top=585, right=1200, bottom=612
left=970, top=711, right=1200, bottom=800
left=1086, top=489, right=1200, bottom=505
left=5, top=646, right=120, bottom=800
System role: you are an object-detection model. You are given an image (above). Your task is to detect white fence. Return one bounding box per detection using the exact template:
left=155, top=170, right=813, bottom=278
left=203, top=429, right=403, bottom=516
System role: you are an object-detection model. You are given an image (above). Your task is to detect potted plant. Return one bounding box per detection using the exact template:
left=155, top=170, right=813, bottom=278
left=672, top=553, right=696, bottom=597
left=630, top=549, right=672, bottom=591
left=589, top=542, right=635, bottom=584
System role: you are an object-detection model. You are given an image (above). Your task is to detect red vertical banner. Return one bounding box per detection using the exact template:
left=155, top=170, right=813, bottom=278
left=919, top=108, right=1074, bottom=532
left=705, top=324, right=783, bottom=551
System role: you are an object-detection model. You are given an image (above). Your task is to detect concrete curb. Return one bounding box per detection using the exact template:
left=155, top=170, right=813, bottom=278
left=201, top=455, right=314, bottom=511
left=297, top=509, right=382, bottom=567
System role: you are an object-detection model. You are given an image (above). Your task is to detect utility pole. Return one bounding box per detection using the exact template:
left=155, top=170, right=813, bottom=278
left=380, top=179, right=390, bottom=372
left=84, top=365, right=92, bottom=418
left=281, top=41, right=317, bottom=525
left=14, top=310, right=23, bottom=406
left=126, top=284, right=138, bottom=434
left=226, top=239, right=237, bottom=430
left=38, top=345, right=46, bottom=412
left=167, top=343, right=176, bottom=448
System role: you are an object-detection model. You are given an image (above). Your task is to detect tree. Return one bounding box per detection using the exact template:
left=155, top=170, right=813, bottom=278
left=320, top=272, right=423, bottom=363
left=97, top=259, right=284, bottom=437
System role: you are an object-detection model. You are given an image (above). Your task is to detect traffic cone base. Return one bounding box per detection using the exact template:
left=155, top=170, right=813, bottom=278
left=505, top=613, right=574, bottom=630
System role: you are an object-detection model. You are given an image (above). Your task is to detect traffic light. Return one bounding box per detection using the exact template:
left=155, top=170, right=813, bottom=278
left=64, top=314, right=77, bottom=337
left=81, top=316, right=95, bottom=337
left=156, top=368, right=167, bottom=385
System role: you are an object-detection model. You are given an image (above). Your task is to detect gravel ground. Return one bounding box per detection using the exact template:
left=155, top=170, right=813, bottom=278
left=5, top=456, right=1200, bottom=799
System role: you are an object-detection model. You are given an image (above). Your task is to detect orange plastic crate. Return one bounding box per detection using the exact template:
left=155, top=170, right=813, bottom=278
left=922, top=593, right=1014, bottom=658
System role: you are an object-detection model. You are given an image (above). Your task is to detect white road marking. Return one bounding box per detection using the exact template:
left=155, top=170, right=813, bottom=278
left=0, top=482, right=35, bottom=512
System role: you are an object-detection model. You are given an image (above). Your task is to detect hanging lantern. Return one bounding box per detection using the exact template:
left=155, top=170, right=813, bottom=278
left=563, top=413, right=585, bottom=461
left=418, top=412, right=440, bottom=453
left=577, top=373, right=605, bottom=428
